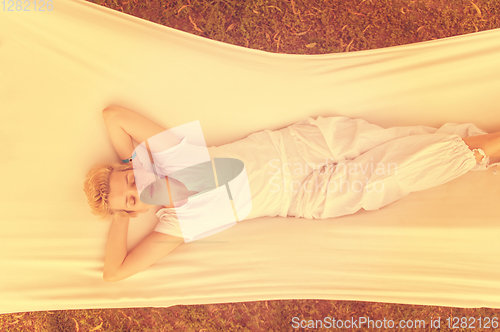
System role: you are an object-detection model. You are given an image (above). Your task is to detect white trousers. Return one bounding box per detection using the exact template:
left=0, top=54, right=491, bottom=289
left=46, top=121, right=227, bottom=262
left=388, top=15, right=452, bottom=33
left=285, top=116, right=497, bottom=219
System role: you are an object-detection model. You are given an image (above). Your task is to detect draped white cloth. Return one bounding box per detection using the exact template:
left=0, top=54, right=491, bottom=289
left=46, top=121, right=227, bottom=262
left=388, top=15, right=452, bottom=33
left=1, top=0, right=500, bottom=314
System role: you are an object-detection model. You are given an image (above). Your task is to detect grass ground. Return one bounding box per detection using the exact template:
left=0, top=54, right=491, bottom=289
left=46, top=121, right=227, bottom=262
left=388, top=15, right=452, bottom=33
left=2, top=0, right=500, bottom=331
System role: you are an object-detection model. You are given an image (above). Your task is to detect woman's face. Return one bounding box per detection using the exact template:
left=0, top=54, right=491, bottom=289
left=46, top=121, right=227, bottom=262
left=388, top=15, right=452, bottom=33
left=108, top=169, right=156, bottom=214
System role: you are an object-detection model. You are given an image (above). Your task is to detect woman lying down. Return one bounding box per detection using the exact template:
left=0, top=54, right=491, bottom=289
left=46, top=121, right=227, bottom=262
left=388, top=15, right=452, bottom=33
left=83, top=105, right=500, bottom=282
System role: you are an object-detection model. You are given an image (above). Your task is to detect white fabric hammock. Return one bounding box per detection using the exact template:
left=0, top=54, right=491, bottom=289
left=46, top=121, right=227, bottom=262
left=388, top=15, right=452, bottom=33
left=1, top=0, right=500, bottom=314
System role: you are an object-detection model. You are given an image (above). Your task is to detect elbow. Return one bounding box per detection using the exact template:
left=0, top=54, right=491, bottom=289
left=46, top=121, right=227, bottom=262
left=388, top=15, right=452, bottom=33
left=102, top=106, right=118, bottom=119
left=103, top=273, right=114, bottom=282
left=102, top=108, right=110, bottom=119
left=103, top=270, right=130, bottom=282
left=103, top=272, right=120, bottom=282
left=103, top=105, right=117, bottom=112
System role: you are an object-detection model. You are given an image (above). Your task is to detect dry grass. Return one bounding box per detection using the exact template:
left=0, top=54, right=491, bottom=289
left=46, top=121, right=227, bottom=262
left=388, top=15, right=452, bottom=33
left=3, top=300, right=500, bottom=331
left=92, top=0, right=500, bottom=54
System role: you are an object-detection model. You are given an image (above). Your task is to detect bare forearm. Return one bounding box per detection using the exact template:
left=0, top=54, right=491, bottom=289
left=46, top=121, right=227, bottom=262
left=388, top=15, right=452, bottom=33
left=103, top=216, right=130, bottom=281
left=105, top=105, right=181, bottom=153
left=102, top=109, right=135, bottom=162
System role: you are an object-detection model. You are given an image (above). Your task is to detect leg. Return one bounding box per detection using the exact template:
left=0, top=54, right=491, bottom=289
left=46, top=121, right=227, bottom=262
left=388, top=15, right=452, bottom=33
left=462, top=132, right=500, bottom=165
left=288, top=116, right=492, bottom=168
left=295, top=133, right=479, bottom=219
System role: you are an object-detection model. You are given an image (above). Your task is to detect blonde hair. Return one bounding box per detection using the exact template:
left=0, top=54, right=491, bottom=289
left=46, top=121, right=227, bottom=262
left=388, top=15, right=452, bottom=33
left=83, top=163, right=141, bottom=221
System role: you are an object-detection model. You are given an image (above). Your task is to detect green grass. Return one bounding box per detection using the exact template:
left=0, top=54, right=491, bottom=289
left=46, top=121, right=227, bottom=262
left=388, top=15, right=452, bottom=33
left=2, top=0, right=500, bottom=331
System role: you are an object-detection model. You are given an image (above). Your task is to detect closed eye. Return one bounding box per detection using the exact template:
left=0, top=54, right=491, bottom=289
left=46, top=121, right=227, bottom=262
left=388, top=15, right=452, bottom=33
left=129, top=174, right=136, bottom=205
left=126, top=173, right=135, bottom=208
left=131, top=176, right=135, bottom=204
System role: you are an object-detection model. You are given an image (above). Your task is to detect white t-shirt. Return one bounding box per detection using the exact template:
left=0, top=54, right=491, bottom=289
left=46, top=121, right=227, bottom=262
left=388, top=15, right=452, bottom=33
left=151, top=138, right=252, bottom=243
